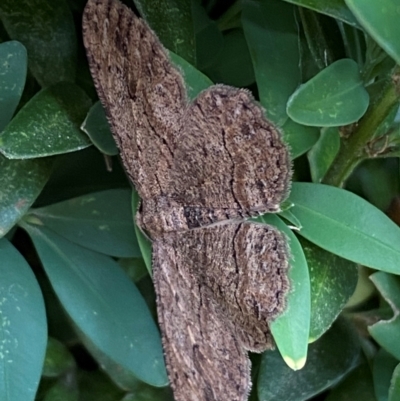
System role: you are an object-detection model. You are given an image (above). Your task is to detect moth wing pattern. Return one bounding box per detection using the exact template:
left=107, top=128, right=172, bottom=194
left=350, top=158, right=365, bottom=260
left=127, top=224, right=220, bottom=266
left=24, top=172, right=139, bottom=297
left=83, top=1, right=292, bottom=400
left=153, top=229, right=250, bottom=401
left=195, top=222, right=290, bottom=352
left=171, top=86, right=291, bottom=214
left=82, top=0, right=186, bottom=199
left=153, top=222, right=289, bottom=401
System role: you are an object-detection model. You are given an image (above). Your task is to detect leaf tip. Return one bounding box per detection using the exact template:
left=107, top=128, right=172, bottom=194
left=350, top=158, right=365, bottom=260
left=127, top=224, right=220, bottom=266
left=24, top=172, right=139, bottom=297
left=283, top=355, right=307, bottom=371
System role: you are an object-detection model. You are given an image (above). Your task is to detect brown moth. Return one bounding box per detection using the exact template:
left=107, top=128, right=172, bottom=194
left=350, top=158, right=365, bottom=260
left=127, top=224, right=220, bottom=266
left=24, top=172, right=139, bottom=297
left=82, top=1, right=291, bottom=400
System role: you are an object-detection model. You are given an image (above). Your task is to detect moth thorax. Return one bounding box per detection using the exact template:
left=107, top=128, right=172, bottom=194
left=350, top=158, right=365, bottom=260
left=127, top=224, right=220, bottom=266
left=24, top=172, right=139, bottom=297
left=137, top=196, right=189, bottom=239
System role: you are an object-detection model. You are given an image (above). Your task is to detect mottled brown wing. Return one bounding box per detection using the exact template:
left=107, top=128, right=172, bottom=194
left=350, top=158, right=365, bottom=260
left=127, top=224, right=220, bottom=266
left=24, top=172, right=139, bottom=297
left=170, top=86, right=291, bottom=214
left=153, top=230, right=251, bottom=401
left=196, top=222, right=290, bottom=352
left=82, top=0, right=186, bottom=199
left=153, top=222, right=289, bottom=401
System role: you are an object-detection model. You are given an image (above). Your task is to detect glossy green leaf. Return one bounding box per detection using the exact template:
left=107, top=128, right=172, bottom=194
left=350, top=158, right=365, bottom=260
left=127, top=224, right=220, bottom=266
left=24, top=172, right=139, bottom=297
left=281, top=0, right=360, bottom=27
left=299, top=237, right=357, bottom=342
left=0, top=0, right=77, bottom=87
left=22, top=224, right=168, bottom=387
left=287, top=59, right=370, bottom=127
left=81, top=101, right=118, bottom=156
left=133, top=0, right=195, bottom=64
left=0, top=155, right=53, bottom=237
left=389, top=364, right=400, bottom=401
left=132, top=189, right=152, bottom=275
left=169, top=51, right=212, bottom=100
left=204, top=28, right=255, bottom=88
left=308, top=127, right=340, bottom=182
left=0, top=238, right=47, bottom=401
left=29, top=189, right=140, bottom=258
left=289, top=182, right=400, bottom=274
left=369, top=272, right=400, bottom=360
left=345, top=0, right=400, bottom=65
left=281, top=118, right=320, bottom=159
left=325, top=363, right=376, bottom=401
left=42, top=337, right=75, bottom=378
left=258, top=317, right=360, bottom=401
left=0, top=82, right=92, bottom=159
left=76, top=327, right=144, bottom=391
left=373, top=348, right=399, bottom=401
left=0, top=41, right=27, bottom=131
left=75, top=323, right=172, bottom=400
left=242, top=0, right=301, bottom=126
left=256, top=214, right=310, bottom=370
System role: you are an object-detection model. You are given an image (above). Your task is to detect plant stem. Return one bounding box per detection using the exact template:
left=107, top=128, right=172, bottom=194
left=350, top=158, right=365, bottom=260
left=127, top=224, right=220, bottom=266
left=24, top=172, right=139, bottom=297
left=322, top=76, right=399, bottom=187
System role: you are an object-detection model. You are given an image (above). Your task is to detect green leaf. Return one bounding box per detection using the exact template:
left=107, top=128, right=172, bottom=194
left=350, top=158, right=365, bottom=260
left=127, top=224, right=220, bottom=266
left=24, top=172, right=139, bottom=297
left=289, top=182, right=400, bottom=274
left=169, top=51, right=212, bottom=100
left=35, top=147, right=129, bottom=206
left=298, top=237, right=358, bottom=342
left=389, top=364, right=400, bottom=401
left=373, top=348, right=399, bottom=401
left=345, top=265, right=376, bottom=308
left=257, top=317, right=360, bottom=401
left=0, top=155, right=53, bottom=237
left=133, top=0, right=195, bottom=64
left=308, top=127, right=340, bottom=182
left=81, top=101, right=118, bottom=156
left=42, top=378, right=79, bottom=401
left=0, top=0, right=77, bottom=87
left=345, top=0, right=400, bottom=65
left=192, top=1, right=223, bottom=70
left=281, top=118, right=320, bottom=159
left=369, top=272, right=400, bottom=360
left=42, top=337, right=76, bottom=378
left=0, top=82, right=92, bottom=159
left=22, top=224, right=168, bottom=387
left=28, top=189, right=141, bottom=258
left=281, top=0, right=360, bottom=27
left=287, top=59, right=370, bottom=127
left=0, top=238, right=47, bottom=401
left=338, top=21, right=366, bottom=66
left=75, top=327, right=143, bottom=391
left=119, top=258, right=149, bottom=283
left=0, top=41, right=27, bottom=131
left=325, top=363, right=377, bottom=401
left=122, top=383, right=174, bottom=401
left=78, top=370, right=124, bottom=401
left=204, top=28, right=255, bottom=88
left=298, top=7, right=336, bottom=71
left=132, top=189, right=152, bottom=275
left=347, top=159, right=399, bottom=212
left=255, top=214, right=310, bottom=370
left=242, top=0, right=301, bottom=126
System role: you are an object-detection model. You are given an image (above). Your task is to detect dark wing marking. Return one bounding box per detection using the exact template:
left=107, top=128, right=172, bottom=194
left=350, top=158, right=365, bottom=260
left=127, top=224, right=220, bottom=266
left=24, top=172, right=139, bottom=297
left=82, top=0, right=186, bottom=199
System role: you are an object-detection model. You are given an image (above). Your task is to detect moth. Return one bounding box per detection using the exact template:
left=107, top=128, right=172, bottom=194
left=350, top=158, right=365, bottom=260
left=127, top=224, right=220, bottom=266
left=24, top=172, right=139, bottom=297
left=82, top=1, right=291, bottom=400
